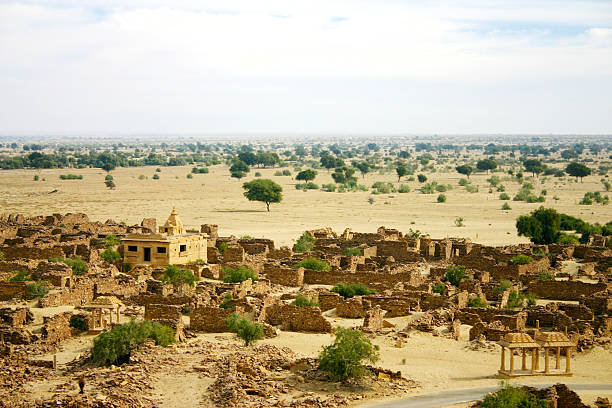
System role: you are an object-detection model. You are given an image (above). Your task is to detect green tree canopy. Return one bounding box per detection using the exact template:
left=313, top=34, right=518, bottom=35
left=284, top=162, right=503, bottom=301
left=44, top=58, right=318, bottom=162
left=565, top=162, right=591, bottom=181
left=455, top=164, right=474, bottom=179
left=242, top=178, right=283, bottom=211
left=396, top=164, right=408, bottom=182
left=516, top=207, right=561, bottom=244
left=523, top=159, right=546, bottom=178
left=318, top=327, right=380, bottom=382
left=295, top=169, right=317, bottom=182
left=352, top=161, right=370, bottom=178
left=477, top=158, right=497, bottom=173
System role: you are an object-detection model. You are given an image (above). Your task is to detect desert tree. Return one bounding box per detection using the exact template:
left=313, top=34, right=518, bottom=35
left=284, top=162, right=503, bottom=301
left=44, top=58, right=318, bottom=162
left=242, top=178, right=283, bottom=211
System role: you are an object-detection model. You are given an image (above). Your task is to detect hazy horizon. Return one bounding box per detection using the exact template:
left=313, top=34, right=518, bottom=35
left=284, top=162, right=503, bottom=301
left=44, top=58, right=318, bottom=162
left=1, top=1, right=611, bottom=135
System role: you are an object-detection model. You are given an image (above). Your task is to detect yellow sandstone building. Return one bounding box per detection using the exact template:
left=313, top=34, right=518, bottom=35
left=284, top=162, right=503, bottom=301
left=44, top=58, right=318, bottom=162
left=122, top=208, right=207, bottom=267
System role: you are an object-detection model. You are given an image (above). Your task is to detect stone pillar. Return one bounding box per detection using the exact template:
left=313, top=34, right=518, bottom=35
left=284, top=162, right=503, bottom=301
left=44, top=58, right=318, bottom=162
left=530, top=349, right=536, bottom=374
left=565, top=347, right=571, bottom=373
left=509, top=348, right=514, bottom=374
left=544, top=348, right=550, bottom=374
left=555, top=347, right=560, bottom=370
left=500, top=347, right=505, bottom=371
left=535, top=348, right=540, bottom=370
left=521, top=349, right=527, bottom=371
left=116, top=307, right=120, bottom=323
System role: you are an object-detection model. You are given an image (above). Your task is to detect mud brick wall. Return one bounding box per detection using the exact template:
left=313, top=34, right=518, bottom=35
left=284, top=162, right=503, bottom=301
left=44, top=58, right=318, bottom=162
left=318, top=292, right=343, bottom=311
left=0, top=307, right=33, bottom=327
left=0, top=327, right=36, bottom=344
left=0, top=282, right=28, bottom=301
left=39, top=279, right=95, bottom=307
left=548, top=303, right=594, bottom=321
left=95, top=281, right=146, bottom=298
left=267, top=247, right=293, bottom=260
left=336, top=297, right=367, bottom=318
left=264, top=266, right=304, bottom=287
left=238, top=242, right=268, bottom=255
left=223, top=246, right=245, bottom=262
left=1, top=246, right=64, bottom=261
left=0, top=260, right=32, bottom=275
left=303, top=270, right=422, bottom=289
left=374, top=241, right=419, bottom=261
left=190, top=306, right=232, bottom=332
left=362, top=295, right=418, bottom=317
left=469, top=322, right=509, bottom=341
left=581, top=294, right=612, bottom=316
left=264, top=304, right=332, bottom=332
left=42, top=312, right=72, bottom=344
left=125, top=294, right=191, bottom=306
left=420, top=291, right=468, bottom=311
left=144, top=304, right=182, bottom=321
left=527, top=280, right=608, bottom=300
left=363, top=306, right=384, bottom=331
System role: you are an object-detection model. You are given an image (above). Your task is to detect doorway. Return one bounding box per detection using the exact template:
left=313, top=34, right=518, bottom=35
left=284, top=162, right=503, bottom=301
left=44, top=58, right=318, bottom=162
left=144, top=247, right=151, bottom=262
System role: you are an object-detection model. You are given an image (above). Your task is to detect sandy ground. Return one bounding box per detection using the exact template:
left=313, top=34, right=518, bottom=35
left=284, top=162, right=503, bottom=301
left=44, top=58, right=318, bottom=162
left=1, top=165, right=609, bottom=247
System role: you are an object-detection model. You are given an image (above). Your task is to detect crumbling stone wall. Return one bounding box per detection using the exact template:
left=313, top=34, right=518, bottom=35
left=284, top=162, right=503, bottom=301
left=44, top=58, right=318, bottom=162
left=0, top=282, right=28, bottom=301
left=125, top=294, right=192, bottom=306
left=223, top=246, right=245, bottom=262
left=303, top=270, right=421, bottom=289
left=39, top=279, right=94, bottom=307
left=336, top=297, right=368, bottom=318
left=527, top=280, right=608, bottom=300
left=95, top=280, right=146, bottom=298
left=0, top=307, right=33, bottom=327
left=264, top=304, right=332, bottom=332
left=42, top=312, right=72, bottom=344
left=144, top=304, right=182, bottom=321
left=264, top=265, right=304, bottom=287
left=190, top=306, right=233, bottom=332
left=1, top=246, right=64, bottom=261
left=362, top=306, right=384, bottom=332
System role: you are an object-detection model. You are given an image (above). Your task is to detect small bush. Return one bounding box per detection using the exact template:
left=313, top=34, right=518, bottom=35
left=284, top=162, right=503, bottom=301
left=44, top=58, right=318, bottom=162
left=557, top=233, right=579, bottom=245
left=468, top=297, right=488, bottom=308
left=293, top=294, right=319, bottom=307
left=26, top=282, right=49, bottom=299
left=499, top=193, right=510, bottom=200
left=466, top=185, right=479, bottom=193
left=342, top=247, right=362, bottom=257
left=526, top=293, right=538, bottom=306
left=104, top=234, right=121, bottom=248
left=69, top=315, right=87, bottom=331
left=398, top=184, right=411, bottom=193
left=318, top=327, right=379, bottom=382
left=510, top=254, right=533, bottom=265
left=294, top=232, right=315, bottom=253
left=218, top=242, right=228, bottom=254
left=160, top=265, right=199, bottom=287
left=458, top=178, right=470, bottom=186
left=432, top=283, right=446, bottom=295
left=59, top=174, right=83, bottom=180
left=222, top=265, right=258, bottom=283
left=186, top=173, right=193, bottom=179
left=50, top=256, right=88, bottom=275
left=501, top=202, right=512, bottom=210
left=101, top=249, right=121, bottom=264
left=437, top=194, right=447, bottom=203
left=537, top=271, right=555, bottom=281
left=417, top=174, right=427, bottom=183
left=225, top=313, right=263, bottom=346
left=152, top=174, right=160, bottom=180
left=9, top=271, right=30, bottom=281
left=444, top=265, right=467, bottom=286
left=505, top=290, right=525, bottom=309
left=282, top=169, right=291, bottom=176
left=494, top=280, right=512, bottom=293
left=322, top=183, right=336, bottom=192
left=219, top=293, right=234, bottom=309
left=295, top=182, right=319, bottom=190
left=331, top=282, right=375, bottom=299
left=294, top=258, right=330, bottom=271
left=254, top=172, right=262, bottom=177
left=274, top=171, right=283, bottom=176
left=91, top=320, right=175, bottom=366
left=481, top=383, right=549, bottom=408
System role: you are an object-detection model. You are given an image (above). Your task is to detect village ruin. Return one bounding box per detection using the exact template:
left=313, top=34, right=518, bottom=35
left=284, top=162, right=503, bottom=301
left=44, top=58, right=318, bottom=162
left=0, top=209, right=610, bottom=407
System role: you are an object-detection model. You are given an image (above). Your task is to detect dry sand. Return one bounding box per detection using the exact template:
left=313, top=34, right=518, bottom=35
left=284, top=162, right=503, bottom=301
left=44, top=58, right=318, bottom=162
left=1, top=165, right=609, bottom=247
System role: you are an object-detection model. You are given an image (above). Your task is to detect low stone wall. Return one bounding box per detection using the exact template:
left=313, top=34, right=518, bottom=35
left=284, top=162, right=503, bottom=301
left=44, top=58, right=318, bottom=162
left=0, top=281, right=28, bottom=301
left=144, top=304, right=182, bottom=321
left=303, top=270, right=421, bottom=289
left=42, top=311, right=72, bottom=344
left=0, top=307, right=33, bottom=327
left=264, top=266, right=304, bottom=287
left=39, top=279, right=94, bottom=307
left=125, top=294, right=192, bottom=306
left=95, top=280, right=146, bottom=298
left=190, top=306, right=233, bottom=332
left=527, top=280, right=608, bottom=301
left=264, top=304, right=332, bottom=332
left=1, top=246, right=65, bottom=261
left=336, top=297, right=367, bottom=318
left=362, top=295, right=418, bottom=317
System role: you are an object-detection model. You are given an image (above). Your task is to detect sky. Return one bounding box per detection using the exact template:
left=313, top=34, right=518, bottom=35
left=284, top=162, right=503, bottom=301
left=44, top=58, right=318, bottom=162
left=0, top=0, right=611, bottom=136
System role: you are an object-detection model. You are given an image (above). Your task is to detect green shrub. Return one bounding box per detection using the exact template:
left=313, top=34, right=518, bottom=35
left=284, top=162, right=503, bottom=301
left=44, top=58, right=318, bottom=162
left=526, top=293, right=538, bottom=306
left=101, top=249, right=121, bottom=264
left=186, top=173, right=193, bottom=179
left=417, top=174, right=427, bottom=183
left=33, top=175, right=39, bottom=181
left=500, top=193, right=510, bottom=200
left=502, top=203, right=512, bottom=210
left=69, top=315, right=87, bottom=331
left=322, top=183, right=336, bottom=192
left=466, top=185, right=479, bottom=193
left=218, top=242, right=228, bottom=254
left=26, top=282, right=49, bottom=299
left=104, top=234, right=121, bottom=247
left=294, top=232, right=315, bottom=253
left=222, top=265, right=258, bottom=283
left=9, top=271, right=30, bottom=281
left=91, top=320, right=175, bottom=366
left=219, top=293, right=234, bottom=309
left=557, top=233, right=579, bottom=245
left=152, top=174, right=160, bottom=180
left=293, top=294, right=319, bottom=307
left=294, top=258, right=330, bottom=271
left=254, top=172, right=262, bottom=177
left=506, top=290, right=525, bottom=309
left=52, top=256, right=88, bottom=275
left=274, top=171, right=283, bottom=176
left=282, top=169, right=291, bottom=176
left=342, top=247, right=362, bottom=257
left=444, top=265, right=467, bottom=286
left=458, top=178, right=470, bottom=186
left=432, top=283, right=446, bottom=295
left=59, top=174, right=83, bottom=180
left=537, top=271, right=555, bottom=281
left=437, top=194, right=447, bottom=203
left=138, top=174, right=146, bottom=180
left=331, top=282, right=375, bottom=299
left=295, top=182, right=318, bottom=190
left=371, top=181, right=396, bottom=194
left=494, top=280, right=512, bottom=293
left=160, top=265, right=199, bottom=287
left=225, top=313, right=263, bottom=346
left=318, top=327, right=380, bottom=382
left=398, top=184, right=410, bottom=193
left=481, top=383, right=548, bottom=408
left=510, top=254, right=533, bottom=265
left=467, top=297, right=488, bottom=308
